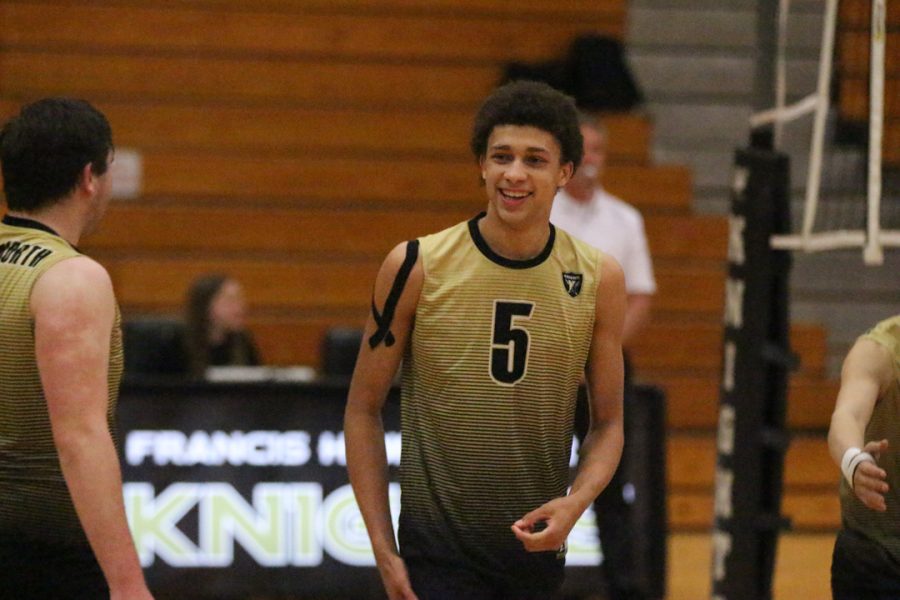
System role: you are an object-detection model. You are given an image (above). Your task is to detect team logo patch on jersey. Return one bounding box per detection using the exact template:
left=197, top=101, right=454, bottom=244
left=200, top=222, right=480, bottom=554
left=562, top=272, right=583, bottom=297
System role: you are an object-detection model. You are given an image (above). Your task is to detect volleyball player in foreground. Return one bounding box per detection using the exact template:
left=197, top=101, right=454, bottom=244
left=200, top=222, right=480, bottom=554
left=345, top=81, right=627, bottom=599
left=828, top=314, right=900, bottom=598
left=0, top=99, right=152, bottom=599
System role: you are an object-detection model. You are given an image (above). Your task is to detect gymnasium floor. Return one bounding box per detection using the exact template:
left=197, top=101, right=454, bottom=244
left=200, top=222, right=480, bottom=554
left=667, top=532, right=835, bottom=599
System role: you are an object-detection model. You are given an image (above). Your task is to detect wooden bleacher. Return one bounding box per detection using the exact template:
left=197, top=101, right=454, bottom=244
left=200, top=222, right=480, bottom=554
left=663, top=375, right=837, bottom=431
left=0, top=0, right=844, bottom=540
left=0, top=1, right=625, bottom=58
left=837, top=0, right=900, bottom=165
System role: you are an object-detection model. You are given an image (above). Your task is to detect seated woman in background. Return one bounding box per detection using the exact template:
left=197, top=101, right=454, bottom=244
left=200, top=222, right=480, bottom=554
left=184, top=274, right=261, bottom=377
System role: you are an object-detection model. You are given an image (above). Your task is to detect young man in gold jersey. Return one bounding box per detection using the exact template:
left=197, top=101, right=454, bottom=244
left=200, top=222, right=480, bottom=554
left=345, top=81, right=626, bottom=600
left=0, top=99, right=153, bottom=599
left=828, top=315, right=900, bottom=598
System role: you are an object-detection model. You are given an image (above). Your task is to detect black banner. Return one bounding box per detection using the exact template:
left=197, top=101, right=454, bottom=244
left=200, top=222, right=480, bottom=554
left=118, top=379, right=609, bottom=598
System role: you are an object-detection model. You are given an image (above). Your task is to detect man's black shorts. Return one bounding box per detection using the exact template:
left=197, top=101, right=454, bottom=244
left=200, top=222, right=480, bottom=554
left=832, top=528, right=900, bottom=600
left=0, top=535, right=107, bottom=600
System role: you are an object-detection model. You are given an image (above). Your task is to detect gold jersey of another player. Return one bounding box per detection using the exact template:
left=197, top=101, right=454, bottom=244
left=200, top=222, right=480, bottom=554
left=0, top=217, right=123, bottom=545
left=398, top=214, right=601, bottom=575
left=840, top=314, right=900, bottom=559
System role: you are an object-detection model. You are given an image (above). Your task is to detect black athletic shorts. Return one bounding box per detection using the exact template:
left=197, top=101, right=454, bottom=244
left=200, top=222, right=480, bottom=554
left=406, top=555, right=562, bottom=600
left=832, top=528, right=900, bottom=600
left=0, top=535, right=108, bottom=600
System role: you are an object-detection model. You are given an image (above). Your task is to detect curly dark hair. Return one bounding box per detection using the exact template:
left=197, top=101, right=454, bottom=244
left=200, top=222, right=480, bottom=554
left=470, top=80, right=583, bottom=169
left=0, top=97, right=113, bottom=212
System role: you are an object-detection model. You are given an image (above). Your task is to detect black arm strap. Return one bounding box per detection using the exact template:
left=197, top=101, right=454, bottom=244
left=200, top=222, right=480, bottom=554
left=368, top=240, right=420, bottom=349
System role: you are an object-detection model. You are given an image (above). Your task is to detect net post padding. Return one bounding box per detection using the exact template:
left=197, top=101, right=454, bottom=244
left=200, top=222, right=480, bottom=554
left=712, top=148, right=793, bottom=600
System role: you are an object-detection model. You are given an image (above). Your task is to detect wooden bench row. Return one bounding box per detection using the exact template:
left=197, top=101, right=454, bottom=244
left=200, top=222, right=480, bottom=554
left=111, top=300, right=828, bottom=375
left=3, top=0, right=626, bottom=22
left=628, top=321, right=826, bottom=377
left=884, top=120, right=900, bottom=165
left=84, top=205, right=727, bottom=262
left=838, top=80, right=900, bottom=165
left=109, top=152, right=692, bottom=211
left=0, top=50, right=503, bottom=109
left=668, top=434, right=834, bottom=489
left=670, top=490, right=839, bottom=531
left=840, top=0, right=900, bottom=28
left=174, top=0, right=625, bottom=17
left=667, top=433, right=840, bottom=531
left=0, top=98, right=661, bottom=213
left=656, top=374, right=837, bottom=431
left=99, top=257, right=725, bottom=317
left=835, top=5, right=898, bottom=165
left=0, top=100, right=652, bottom=165
left=838, top=31, right=899, bottom=77
left=2, top=2, right=623, bottom=62
left=0, top=151, right=690, bottom=211
left=840, top=78, right=900, bottom=121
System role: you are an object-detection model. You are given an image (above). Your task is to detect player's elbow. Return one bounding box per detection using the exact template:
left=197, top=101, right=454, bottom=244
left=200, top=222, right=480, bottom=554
left=344, top=394, right=385, bottom=430
left=589, top=411, right=624, bottom=452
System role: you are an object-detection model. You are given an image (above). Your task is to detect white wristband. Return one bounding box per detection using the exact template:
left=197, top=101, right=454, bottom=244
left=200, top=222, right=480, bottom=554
left=841, top=447, right=875, bottom=488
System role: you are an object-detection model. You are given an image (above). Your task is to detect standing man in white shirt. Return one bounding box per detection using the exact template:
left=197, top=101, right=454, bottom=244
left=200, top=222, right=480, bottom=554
left=551, top=113, right=657, bottom=600
left=551, top=114, right=655, bottom=346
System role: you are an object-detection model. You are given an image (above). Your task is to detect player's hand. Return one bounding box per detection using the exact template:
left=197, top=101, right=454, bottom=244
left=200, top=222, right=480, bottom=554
left=511, top=496, right=580, bottom=552
left=376, top=552, right=419, bottom=600
left=854, top=439, right=890, bottom=512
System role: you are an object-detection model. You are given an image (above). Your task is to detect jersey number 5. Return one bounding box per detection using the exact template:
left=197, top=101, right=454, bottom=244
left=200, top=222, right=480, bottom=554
left=490, top=300, right=535, bottom=385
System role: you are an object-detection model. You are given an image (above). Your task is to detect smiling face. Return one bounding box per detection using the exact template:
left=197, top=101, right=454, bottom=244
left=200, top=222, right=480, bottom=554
left=479, top=125, right=573, bottom=230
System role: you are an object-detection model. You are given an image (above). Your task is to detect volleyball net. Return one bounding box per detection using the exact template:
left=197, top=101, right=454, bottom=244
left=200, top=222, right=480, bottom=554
left=751, top=0, right=898, bottom=265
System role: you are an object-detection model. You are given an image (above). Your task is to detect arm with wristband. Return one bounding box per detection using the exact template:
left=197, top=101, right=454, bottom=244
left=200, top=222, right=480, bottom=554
left=827, top=338, right=894, bottom=512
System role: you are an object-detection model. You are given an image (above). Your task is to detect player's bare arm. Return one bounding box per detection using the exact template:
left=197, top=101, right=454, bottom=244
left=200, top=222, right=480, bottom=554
left=622, top=292, right=653, bottom=348
left=345, top=241, right=423, bottom=600
left=513, top=254, right=626, bottom=552
left=828, top=339, right=894, bottom=511
left=32, top=257, right=153, bottom=600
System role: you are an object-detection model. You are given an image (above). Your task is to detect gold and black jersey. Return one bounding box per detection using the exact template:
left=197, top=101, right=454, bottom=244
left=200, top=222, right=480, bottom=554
left=841, top=315, right=900, bottom=560
left=398, top=213, right=601, bottom=586
left=0, top=215, right=123, bottom=546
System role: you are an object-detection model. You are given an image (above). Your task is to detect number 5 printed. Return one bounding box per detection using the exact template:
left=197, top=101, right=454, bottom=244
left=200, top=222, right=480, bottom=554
left=490, top=300, right=535, bottom=385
